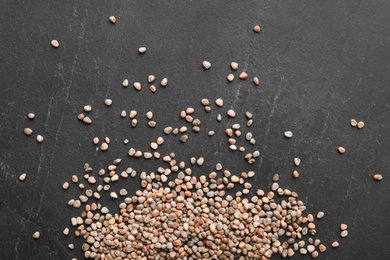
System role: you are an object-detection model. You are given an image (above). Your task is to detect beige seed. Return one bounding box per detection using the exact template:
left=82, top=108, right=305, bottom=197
left=338, top=147, right=346, bottom=154
left=133, top=82, right=141, bottom=91
left=148, top=121, right=156, bottom=128
left=227, top=74, right=234, bottom=82
left=150, top=142, right=158, bottom=150
left=254, top=25, right=261, bottom=33
left=138, top=47, right=146, bottom=53
left=180, top=135, right=188, bottom=143
left=350, top=119, right=357, bottom=126
left=83, top=105, right=92, bottom=112
left=100, top=143, right=109, bottom=151
left=215, top=98, right=223, bottom=107
left=357, top=121, right=365, bottom=129
left=148, top=75, right=155, bottom=83
left=32, top=231, right=40, bottom=239
left=227, top=109, right=236, bottom=118
left=252, top=77, right=260, bottom=86
left=340, top=223, right=348, bottom=230
left=71, top=175, right=78, bottom=183
left=93, top=137, right=99, bottom=145
left=122, top=79, right=129, bottom=87
left=129, top=110, right=137, bottom=118
left=150, top=85, right=156, bottom=93
left=146, top=111, right=153, bottom=120
left=331, top=241, right=339, bottom=248
left=373, top=174, right=383, bottom=181
left=294, top=157, right=301, bottom=166
left=24, top=128, right=33, bottom=136
left=319, top=244, right=326, bottom=252
left=19, top=173, right=27, bottom=182
left=109, top=16, right=116, bottom=24
left=202, top=61, right=211, bottom=69
left=239, top=72, right=248, bottom=79
left=231, top=62, right=238, bottom=70
left=51, top=40, right=59, bottom=48
left=62, top=182, right=69, bottom=190
left=292, top=170, right=299, bottom=179
left=197, top=157, right=204, bottom=166
left=83, top=117, right=92, bottom=124
left=340, top=230, right=348, bottom=237
left=104, top=99, right=112, bottom=106
left=68, top=244, right=74, bottom=250
left=63, top=228, right=69, bottom=236
left=317, top=212, right=324, bottom=219
left=77, top=113, right=84, bottom=121
left=284, top=131, right=293, bottom=138
left=201, top=98, right=210, bottom=106
left=156, top=137, right=164, bottom=145
left=27, top=113, right=35, bottom=119
left=161, top=78, right=168, bottom=87
left=36, top=135, right=44, bottom=143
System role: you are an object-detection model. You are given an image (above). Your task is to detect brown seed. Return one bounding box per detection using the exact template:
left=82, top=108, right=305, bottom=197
left=373, top=174, right=383, bottom=181
left=36, top=135, right=44, bottom=143
left=27, top=113, right=35, bottom=119
left=24, top=128, right=33, bottom=136
left=239, top=72, right=248, bottom=79
left=253, top=25, right=261, bottom=33
left=331, top=241, right=339, bottom=248
left=357, top=121, right=365, bottom=129
left=202, top=61, right=211, bottom=69
left=227, top=74, right=234, bottom=82
left=292, top=170, right=299, bottom=179
left=109, top=16, right=116, bottom=24
left=51, top=40, right=59, bottom=48
left=350, top=119, right=357, bottom=127
left=337, top=147, right=346, bottom=154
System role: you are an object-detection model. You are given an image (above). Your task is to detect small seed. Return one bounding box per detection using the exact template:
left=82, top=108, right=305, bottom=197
left=294, top=157, right=301, bottom=166
left=77, top=113, right=84, bottom=121
left=83, top=117, right=92, bottom=125
left=104, top=99, right=112, bottom=106
left=150, top=85, right=156, bottom=92
left=231, top=62, right=238, bottom=70
left=350, top=119, right=357, bottom=126
left=208, top=131, right=214, bottom=136
left=202, top=61, right=211, bottom=69
left=109, top=16, right=116, bottom=24
left=122, top=79, right=129, bottom=87
left=227, top=74, right=234, bottom=82
left=319, top=244, right=326, bottom=252
left=227, top=109, right=236, bottom=118
left=252, top=77, right=260, bottom=86
left=24, top=128, right=33, bottom=136
left=63, top=228, right=69, bottom=236
left=215, top=98, right=223, bottom=107
left=133, top=82, right=141, bottom=91
left=197, top=157, right=204, bottom=166
left=148, top=121, right=156, bottom=128
left=100, top=143, right=109, bottom=151
left=180, top=135, right=188, bottom=143
left=239, top=72, right=248, bottom=79
left=138, top=47, right=146, bottom=54
left=284, top=131, right=293, bottom=138
left=317, top=212, right=324, bottom=219
left=254, top=25, right=261, bottom=33
left=146, top=111, right=153, bottom=120
left=27, top=113, right=35, bottom=119
left=292, top=170, right=299, bottom=179
left=83, top=105, right=92, bottom=112
left=62, top=182, right=69, bottom=190
left=161, top=78, right=168, bottom=87
left=357, top=121, right=365, bottom=129
left=373, top=174, right=383, bottom=181
left=71, top=175, right=78, bottom=183
left=110, top=192, right=118, bottom=199
left=129, top=110, right=137, bottom=118
left=51, top=40, right=59, bottom=48
left=19, top=173, right=27, bottom=182
left=201, top=98, right=210, bottom=106
left=36, top=135, right=44, bottom=143
left=148, top=75, right=155, bottom=83
left=340, top=223, right=348, bottom=230
left=331, top=241, right=339, bottom=248
left=340, top=230, right=348, bottom=237
left=337, top=147, right=346, bottom=154
left=32, top=231, right=40, bottom=239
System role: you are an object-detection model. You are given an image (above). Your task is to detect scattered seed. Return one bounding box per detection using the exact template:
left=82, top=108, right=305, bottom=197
left=197, top=157, right=204, bottom=166
left=292, top=170, right=299, bottom=179
left=215, top=98, right=224, bottom=107
left=77, top=113, right=85, bottom=121
left=148, top=121, right=156, bottom=128
left=202, top=61, right=211, bottom=69
left=32, top=231, right=40, bottom=239
left=27, top=113, right=35, bottom=119
left=83, top=105, right=92, bottom=112
left=62, top=182, right=69, bottom=190
left=146, top=111, right=153, bottom=120
left=148, top=75, right=155, bottom=83
left=51, top=40, right=59, bottom=48
left=294, top=157, right=301, bottom=166
left=350, top=119, right=357, bottom=126
left=24, top=128, right=33, bottom=136
left=19, top=173, right=27, bottom=182
left=357, top=121, right=365, bottom=129
left=122, top=79, right=129, bottom=87
left=36, top=135, right=44, bottom=143
left=254, top=25, right=261, bottom=33
left=227, top=109, right=236, bottom=118
left=83, top=117, right=92, bottom=125
left=227, top=74, right=234, bottom=82
left=331, top=241, right=339, bottom=248
left=138, top=47, right=146, bottom=54
left=340, top=230, right=348, bottom=238
left=373, top=174, right=382, bottom=181
left=150, top=85, right=156, bottom=92
left=104, top=99, right=112, bottom=106
left=201, top=98, right=210, bottom=106
left=239, top=72, right=248, bottom=79
left=180, top=135, right=188, bottom=143
left=63, top=228, right=69, bottom=236
left=231, top=62, right=238, bottom=70
left=317, top=212, right=324, bottom=219
left=109, top=16, right=116, bottom=24
left=100, top=143, right=109, bottom=151
left=129, top=110, right=137, bottom=119
left=284, top=131, right=293, bottom=138
left=161, top=78, right=168, bottom=87
left=252, top=77, right=260, bottom=86
left=340, top=223, right=348, bottom=230
left=338, top=147, right=346, bottom=154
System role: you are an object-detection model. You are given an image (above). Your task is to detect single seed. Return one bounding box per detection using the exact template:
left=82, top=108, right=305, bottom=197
left=331, top=241, right=339, bottom=248
left=294, top=157, right=301, bottom=166
left=373, top=174, right=383, bottom=181
left=227, top=109, right=236, bottom=118
left=148, top=121, right=156, bottom=128
left=24, top=128, right=33, bottom=136
left=129, top=110, right=137, bottom=118
left=32, top=231, right=40, bottom=239
left=317, top=212, right=324, bottom=219
left=231, top=62, right=238, bottom=70
left=68, top=244, right=74, bottom=250
left=109, top=16, right=116, bottom=24
left=161, top=78, right=168, bottom=87
left=51, top=40, right=59, bottom=48
left=197, top=157, right=204, bottom=166
left=27, top=113, right=35, bottom=119
left=122, top=79, right=129, bottom=87
left=208, top=131, right=214, bottom=136
left=138, top=47, right=146, bottom=54
left=350, top=119, right=357, bottom=126
left=104, top=99, right=112, bottom=106
left=100, top=143, right=109, bottom=151
left=338, top=147, right=346, bottom=154
left=340, top=224, right=348, bottom=230
left=215, top=98, right=223, bottom=107
left=63, top=228, right=69, bottom=236
left=120, top=110, right=126, bottom=118
left=227, top=74, right=234, bottom=82
left=77, top=113, right=84, bottom=121
left=110, top=192, right=118, bottom=199
left=131, top=119, right=138, bottom=127
left=254, top=25, right=261, bottom=33
left=83, top=117, right=92, bottom=125
left=180, top=135, right=188, bottom=143
left=150, top=85, right=156, bottom=92
left=357, top=121, right=365, bottom=129
left=62, top=182, right=69, bottom=190
left=36, top=135, right=44, bottom=143
left=201, top=98, right=210, bottom=106
left=252, top=77, right=260, bottom=86
left=148, top=75, right=155, bottom=83
left=292, top=170, right=299, bottom=179
left=202, top=61, right=211, bottom=69
left=71, top=175, right=78, bottom=183
left=319, top=244, right=326, bottom=252
left=19, top=173, right=27, bottom=182
left=146, top=111, right=153, bottom=120
left=133, top=82, right=141, bottom=91
left=340, top=230, right=348, bottom=237
left=239, top=72, right=248, bottom=79
left=284, top=131, right=293, bottom=138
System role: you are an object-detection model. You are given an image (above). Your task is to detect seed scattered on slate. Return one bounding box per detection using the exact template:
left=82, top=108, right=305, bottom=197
left=215, top=98, right=223, bottom=107
left=202, top=60, right=211, bottom=69
left=294, top=157, right=301, bottom=166
left=83, top=105, right=92, bottom=112
left=77, top=113, right=84, bottom=121
left=254, top=25, right=261, bottom=33
left=148, top=121, right=156, bottom=128
left=36, top=135, right=44, bottom=143
left=146, top=111, right=153, bottom=120
left=357, top=121, right=365, bottom=129
left=180, top=135, right=188, bottom=143
left=340, top=223, right=348, bottom=230
left=122, top=79, right=129, bottom=87
left=24, top=128, right=33, bottom=136
left=227, top=74, right=234, bottom=82
left=147, top=75, right=155, bottom=83
left=373, top=174, right=383, bottom=181
left=51, top=40, right=59, bottom=48
left=63, top=228, right=69, bottom=236
left=317, top=212, right=324, bottom=219
left=104, top=99, right=112, bottom=106
left=161, top=78, right=168, bottom=87
left=32, top=231, right=40, bottom=239
left=239, top=72, right=248, bottom=79
left=62, top=182, right=69, bottom=190
left=231, top=62, right=238, bottom=70
left=19, top=173, right=27, bottom=181
left=350, top=119, right=357, bottom=127
left=138, top=47, right=146, bottom=53
left=109, top=16, right=116, bottom=24
left=252, top=77, right=260, bottom=86
left=292, top=170, right=299, bottom=179
left=284, top=131, right=293, bottom=138
left=129, top=110, right=137, bottom=119
left=133, top=82, right=141, bottom=91
left=338, top=146, right=346, bottom=154
left=27, top=113, right=35, bottom=119
left=83, top=117, right=92, bottom=125
left=100, top=143, right=108, bottom=151
left=227, top=109, right=236, bottom=118
left=332, top=241, right=340, bottom=248
left=150, top=85, right=156, bottom=92
left=340, top=230, right=348, bottom=237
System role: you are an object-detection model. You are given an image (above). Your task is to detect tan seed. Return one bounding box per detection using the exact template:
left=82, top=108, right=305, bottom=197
left=24, top=128, right=33, bottom=136
left=19, top=173, right=27, bottom=182
left=227, top=74, right=234, bottom=82
left=340, top=223, right=348, bottom=230
left=150, top=85, right=156, bottom=92
left=254, top=25, right=261, bottom=33
left=133, top=82, right=141, bottom=91
left=292, top=170, right=299, bottom=179
left=373, top=174, right=383, bottom=181
left=239, top=72, right=248, bottom=79
left=51, top=40, right=59, bottom=48
left=148, top=75, right=155, bottom=83
left=338, top=147, right=346, bottom=154
left=100, top=143, right=109, bottom=151
left=284, top=131, right=293, bottom=138
left=331, top=241, right=339, bottom=248
left=62, top=182, right=69, bottom=190
left=83, top=105, right=92, bottom=112
left=357, top=121, right=365, bottom=129
left=104, top=99, right=112, bottom=106
left=138, top=47, right=146, bottom=54
left=129, top=110, right=137, bottom=118
left=227, top=109, right=236, bottom=118
left=231, top=62, right=238, bottom=70
left=77, top=113, right=84, bottom=121
left=340, top=230, right=348, bottom=237
left=319, top=244, right=326, bottom=252
left=202, top=61, right=211, bottom=69
left=27, top=113, right=35, bottom=119
left=109, top=16, right=116, bottom=24
left=252, top=77, right=260, bottom=86
left=161, top=78, right=168, bottom=86
left=294, top=157, right=301, bottom=166
left=36, top=135, right=44, bottom=143
left=350, top=119, right=357, bottom=126
left=122, top=79, right=129, bottom=87
left=32, top=231, right=40, bottom=239
left=63, top=228, right=69, bottom=236
left=215, top=98, right=223, bottom=107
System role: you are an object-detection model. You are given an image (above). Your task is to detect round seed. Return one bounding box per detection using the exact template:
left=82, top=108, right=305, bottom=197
left=340, top=223, right=348, bottom=230
left=19, top=173, right=27, bottom=182
left=180, top=135, right=188, bottom=143
left=201, top=98, right=210, bottom=106
left=122, top=79, right=129, bottom=87
left=340, top=230, right=348, bottom=237
left=373, top=174, right=383, bottom=181
left=227, top=109, right=236, bottom=118
left=253, top=25, right=261, bottom=33
left=161, top=78, right=168, bottom=87
left=36, top=135, right=44, bottom=143
left=317, top=212, right=324, bottom=219
left=284, top=131, right=293, bottom=138
left=292, top=170, right=299, bottom=179
left=83, top=105, right=92, bottom=112
left=63, top=228, right=69, bottom=236
left=239, top=72, right=248, bottom=79
left=51, top=40, right=59, bottom=48
left=109, top=16, right=116, bottom=24
left=197, top=157, right=204, bottom=166
left=129, top=110, right=137, bottom=118
left=62, top=182, right=69, bottom=190
left=24, top=128, right=33, bottom=136
left=138, top=47, right=146, bottom=54
left=215, top=98, right=223, bottom=107
left=357, top=121, right=364, bottom=129
left=77, top=113, right=84, bottom=121
left=131, top=119, right=137, bottom=127
left=150, top=85, right=156, bottom=92
left=148, top=121, right=156, bottom=128
left=27, top=113, right=35, bottom=119
left=350, top=119, right=357, bottom=126
left=319, top=244, right=326, bottom=252
left=208, top=131, right=214, bottom=136
left=100, top=143, right=109, bottom=151
left=146, top=111, right=153, bottom=120
left=32, top=231, right=40, bottom=239
left=231, top=62, right=238, bottom=70
left=331, top=241, right=339, bottom=248
left=133, top=82, right=141, bottom=91
left=227, top=74, right=234, bottom=82
left=337, top=147, right=346, bottom=154
left=202, top=61, right=211, bottom=69
left=294, top=157, right=301, bottom=166
left=104, top=99, right=112, bottom=106
left=252, top=77, right=260, bottom=86
left=83, top=117, right=92, bottom=125
left=148, top=75, right=155, bottom=83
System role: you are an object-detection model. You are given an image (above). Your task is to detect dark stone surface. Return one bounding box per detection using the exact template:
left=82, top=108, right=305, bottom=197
left=1, top=1, right=390, bottom=259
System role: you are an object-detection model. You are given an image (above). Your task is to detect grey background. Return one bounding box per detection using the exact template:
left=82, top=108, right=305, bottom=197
left=1, top=0, right=390, bottom=259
